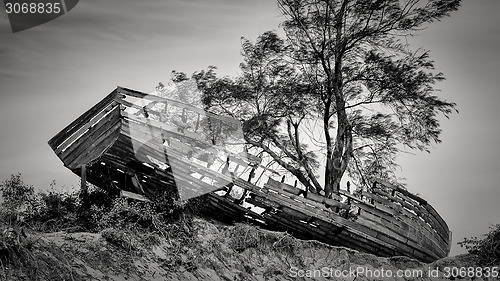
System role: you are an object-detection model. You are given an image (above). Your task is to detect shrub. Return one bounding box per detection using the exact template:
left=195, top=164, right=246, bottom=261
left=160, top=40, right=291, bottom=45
left=0, top=173, right=203, bottom=237
left=0, top=173, right=37, bottom=225
left=0, top=173, right=116, bottom=232
left=458, top=224, right=500, bottom=266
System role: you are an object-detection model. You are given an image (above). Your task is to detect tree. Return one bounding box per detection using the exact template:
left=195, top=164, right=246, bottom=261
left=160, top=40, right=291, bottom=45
left=272, top=0, right=461, bottom=198
left=166, top=0, right=460, bottom=200
left=201, top=0, right=460, bottom=198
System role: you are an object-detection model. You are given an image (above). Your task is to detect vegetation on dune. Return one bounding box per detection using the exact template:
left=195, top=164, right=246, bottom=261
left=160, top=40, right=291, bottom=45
left=0, top=173, right=204, bottom=280
left=0, top=173, right=203, bottom=232
left=459, top=224, right=500, bottom=266
left=0, top=173, right=498, bottom=280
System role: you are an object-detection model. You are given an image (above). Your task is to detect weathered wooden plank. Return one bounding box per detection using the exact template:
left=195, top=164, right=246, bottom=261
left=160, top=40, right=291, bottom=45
left=396, top=214, right=449, bottom=257
left=391, top=194, right=449, bottom=245
left=306, top=192, right=344, bottom=205
left=246, top=194, right=282, bottom=210
left=375, top=182, right=445, bottom=243
left=359, top=210, right=409, bottom=237
left=206, top=193, right=254, bottom=220
left=359, top=217, right=417, bottom=254
left=102, top=145, right=139, bottom=167
left=166, top=169, right=220, bottom=200
left=279, top=205, right=313, bottom=222
left=159, top=146, right=235, bottom=186
left=263, top=187, right=347, bottom=215
left=256, top=188, right=399, bottom=252
left=116, top=87, right=241, bottom=125
left=206, top=199, right=242, bottom=220
left=60, top=106, right=121, bottom=165
left=265, top=179, right=346, bottom=208
left=49, top=90, right=118, bottom=149
left=122, top=113, right=263, bottom=174
left=102, top=139, right=175, bottom=194
left=338, top=191, right=396, bottom=219
left=333, top=219, right=400, bottom=254
left=257, top=190, right=339, bottom=225
left=55, top=102, right=120, bottom=154
left=375, top=179, right=428, bottom=205
left=393, top=192, right=428, bottom=217
left=122, top=111, right=183, bottom=135
left=267, top=178, right=302, bottom=194
left=353, top=215, right=413, bottom=251
left=361, top=191, right=402, bottom=212
left=421, top=203, right=450, bottom=240
left=65, top=120, right=122, bottom=169
left=305, top=218, right=344, bottom=235
left=267, top=212, right=329, bottom=239
left=372, top=190, right=448, bottom=249
left=371, top=210, right=443, bottom=255
left=372, top=201, right=399, bottom=216
left=244, top=197, right=272, bottom=210
left=357, top=210, right=446, bottom=258
left=373, top=189, right=423, bottom=219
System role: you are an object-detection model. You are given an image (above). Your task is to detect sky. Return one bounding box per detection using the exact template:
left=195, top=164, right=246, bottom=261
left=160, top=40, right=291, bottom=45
left=0, top=0, right=499, bottom=257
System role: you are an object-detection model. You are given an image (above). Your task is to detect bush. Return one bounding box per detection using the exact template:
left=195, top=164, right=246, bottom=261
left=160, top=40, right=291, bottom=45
left=0, top=173, right=38, bottom=225
left=0, top=173, right=202, bottom=235
left=458, top=224, right=500, bottom=266
left=0, top=173, right=116, bottom=232
left=0, top=173, right=208, bottom=279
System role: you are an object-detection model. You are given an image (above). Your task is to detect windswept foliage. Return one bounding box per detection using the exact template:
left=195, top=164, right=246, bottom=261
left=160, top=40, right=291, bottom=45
left=198, top=0, right=460, bottom=197
left=459, top=224, right=500, bottom=266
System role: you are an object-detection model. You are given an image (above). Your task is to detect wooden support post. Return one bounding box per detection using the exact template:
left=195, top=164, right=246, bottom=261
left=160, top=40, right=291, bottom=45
left=80, top=165, right=90, bottom=208
left=81, top=165, right=87, bottom=192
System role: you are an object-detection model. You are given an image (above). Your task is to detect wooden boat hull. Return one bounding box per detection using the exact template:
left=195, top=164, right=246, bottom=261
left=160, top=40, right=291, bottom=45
left=48, top=86, right=451, bottom=263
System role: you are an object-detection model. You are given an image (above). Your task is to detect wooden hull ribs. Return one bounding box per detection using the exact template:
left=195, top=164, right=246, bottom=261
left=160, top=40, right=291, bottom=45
left=48, top=87, right=451, bottom=262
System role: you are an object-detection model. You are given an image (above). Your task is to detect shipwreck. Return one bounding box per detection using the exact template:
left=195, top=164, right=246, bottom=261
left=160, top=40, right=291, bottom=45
left=48, top=86, right=451, bottom=263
